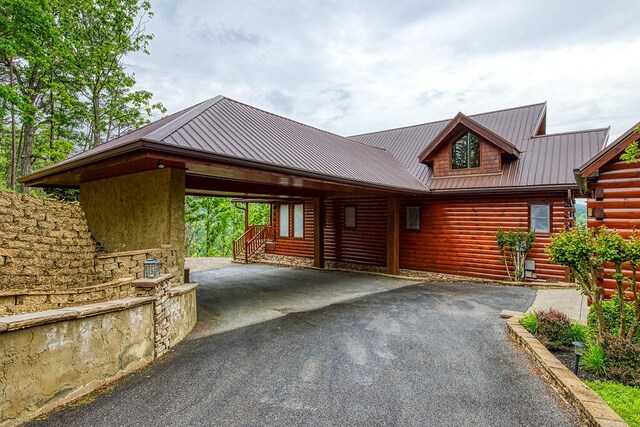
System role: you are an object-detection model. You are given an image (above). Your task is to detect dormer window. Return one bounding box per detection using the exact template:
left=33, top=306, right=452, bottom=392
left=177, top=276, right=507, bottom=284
left=451, top=132, right=480, bottom=169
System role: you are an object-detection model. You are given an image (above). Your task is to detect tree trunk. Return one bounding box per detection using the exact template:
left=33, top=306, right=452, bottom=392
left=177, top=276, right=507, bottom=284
left=91, top=92, right=101, bottom=148
left=627, top=265, right=640, bottom=340
left=9, top=59, right=17, bottom=190
left=19, top=122, right=37, bottom=188
left=614, top=264, right=627, bottom=337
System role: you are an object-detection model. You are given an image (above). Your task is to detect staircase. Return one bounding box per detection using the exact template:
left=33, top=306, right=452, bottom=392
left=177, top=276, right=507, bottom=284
left=233, top=224, right=274, bottom=263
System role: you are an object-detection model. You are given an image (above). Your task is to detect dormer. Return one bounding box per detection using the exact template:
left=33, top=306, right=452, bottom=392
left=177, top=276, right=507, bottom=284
left=418, top=112, right=520, bottom=178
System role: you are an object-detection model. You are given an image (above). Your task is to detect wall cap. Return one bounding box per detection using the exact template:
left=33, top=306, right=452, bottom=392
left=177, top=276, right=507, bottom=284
left=169, top=283, right=198, bottom=297
left=96, top=248, right=164, bottom=259
left=132, top=274, right=174, bottom=287
left=506, top=313, right=628, bottom=427
left=0, top=296, right=155, bottom=333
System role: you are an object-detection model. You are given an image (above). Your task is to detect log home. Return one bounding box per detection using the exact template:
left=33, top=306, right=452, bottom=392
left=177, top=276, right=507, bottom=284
left=576, top=123, right=640, bottom=296
left=19, top=96, right=609, bottom=282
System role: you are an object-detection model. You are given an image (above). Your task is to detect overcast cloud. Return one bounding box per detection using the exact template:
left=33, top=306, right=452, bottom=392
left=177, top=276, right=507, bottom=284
left=128, top=0, right=640, bottom=140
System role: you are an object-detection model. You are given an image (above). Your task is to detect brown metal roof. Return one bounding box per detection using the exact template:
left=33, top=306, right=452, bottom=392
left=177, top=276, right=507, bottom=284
left=578, top=121, right=640, bottom=178
left=351, top=103, right=609, bottom=192
left=21, top=96, right=427, bottom=192
left=21, top=97, right=609, bottom=194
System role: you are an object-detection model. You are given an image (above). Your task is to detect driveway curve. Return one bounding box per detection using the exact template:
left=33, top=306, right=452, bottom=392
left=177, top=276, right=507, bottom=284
left=29, top=267, right=577, bottom=427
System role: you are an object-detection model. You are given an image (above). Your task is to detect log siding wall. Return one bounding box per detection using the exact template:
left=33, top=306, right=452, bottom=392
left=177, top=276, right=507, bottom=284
left=587, top=154, right=640, bottom=297
left=399, top=194, right=570, bottom=281
left=265, top=193, right=571, bottom=282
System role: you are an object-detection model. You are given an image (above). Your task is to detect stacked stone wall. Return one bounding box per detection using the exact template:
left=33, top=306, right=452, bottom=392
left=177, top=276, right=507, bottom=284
left=0, top=190, right=182, bottom=315
left=95, top=245, right=181, bottom=284
left=0, top=191, right=97, bottom=292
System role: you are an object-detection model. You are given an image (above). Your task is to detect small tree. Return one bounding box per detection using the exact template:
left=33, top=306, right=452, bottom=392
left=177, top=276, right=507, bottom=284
left=547, top=226, right=606, bottom=346
left=627, top=233, right=640, bottom=339
left=595, top=227, right=630, bottom=337
left=496, top=228, right=535, bottom=281
left=619, top=125, right=640, bottom=164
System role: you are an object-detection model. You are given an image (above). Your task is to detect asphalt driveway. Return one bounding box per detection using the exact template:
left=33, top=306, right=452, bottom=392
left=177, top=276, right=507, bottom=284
left=29, top=267, right=577, bottom=427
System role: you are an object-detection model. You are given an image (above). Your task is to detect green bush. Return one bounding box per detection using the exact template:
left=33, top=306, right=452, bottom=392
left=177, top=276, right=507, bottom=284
left=520, top=312, right=537, bottom=334
left=582, top=345, right=608, bottom=376
left=603, top=336, right=640, bottom=386
left=586, top=380, right=640, bottom=427
left=535, top=309, right=572, bottom=350
left=588, top=295, right=640, bottom=343
left=568, top=323, right=587, bottom=343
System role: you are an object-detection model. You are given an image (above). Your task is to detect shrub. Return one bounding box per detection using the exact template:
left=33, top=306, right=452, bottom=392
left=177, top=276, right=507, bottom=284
left=520, top=312, right=537, bottom=334
left=535, top=309, right=572, bottom=350
left=496, top=228, right=535, bottom=281
left=588, top=295, right=640, bottom=343
left=582, top=345, right=607, bottom=376
left=603, top=336, right=640, bottom=386
left=568, top=323, right=587, bottom=343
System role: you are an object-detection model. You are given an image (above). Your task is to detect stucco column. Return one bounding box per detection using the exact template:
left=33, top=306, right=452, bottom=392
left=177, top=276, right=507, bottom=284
left=80, top=168, right=185, bottom=279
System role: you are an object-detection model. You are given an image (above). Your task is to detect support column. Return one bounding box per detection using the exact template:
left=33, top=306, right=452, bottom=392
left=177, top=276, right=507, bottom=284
left=244, top=202, right=249, bottom=231
left=386, top=197, right=399, bottom=275
left=80, top=168, right=186, bottom=280
left=313, top=197, right=325, bottom=268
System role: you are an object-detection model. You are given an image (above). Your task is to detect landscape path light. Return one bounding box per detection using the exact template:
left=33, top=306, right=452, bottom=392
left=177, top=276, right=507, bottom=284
left=572, top=341, right=587, bottom=375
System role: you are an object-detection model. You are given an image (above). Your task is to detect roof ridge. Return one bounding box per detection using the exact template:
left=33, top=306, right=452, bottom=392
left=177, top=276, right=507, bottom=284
left=146, top=96, right=224, bottom=141
left=531, top=126, right=610, bottom=138
left=349, top=101, right=547, bottom=138
left=220, top=96, right=389, bottom=152
left=468, top=101, right=547, bottom=117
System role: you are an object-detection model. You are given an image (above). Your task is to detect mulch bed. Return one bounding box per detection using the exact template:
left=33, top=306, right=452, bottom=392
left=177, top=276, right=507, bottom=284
left=552, top=349, right=602, bottom=382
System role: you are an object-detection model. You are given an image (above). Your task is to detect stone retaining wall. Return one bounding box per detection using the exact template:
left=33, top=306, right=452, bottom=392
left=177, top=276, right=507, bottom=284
left=0, top=278, right=198, bottom=427
left=0, top=297, right=156, bottom=427
left=95, top=246, right=181, bottom=284
left=0, top=277, right=134, bottom=316
left=0, top=190, right=96, bottom=292
left=0, top=190, right=182, bottom=315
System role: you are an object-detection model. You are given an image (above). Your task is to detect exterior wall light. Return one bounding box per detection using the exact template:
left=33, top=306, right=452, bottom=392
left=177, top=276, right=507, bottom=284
left=157, top=160, right=166, bottom=169
left=572, top=341, right=586, bottom=375
left=143, top=258, right=161, bottom=279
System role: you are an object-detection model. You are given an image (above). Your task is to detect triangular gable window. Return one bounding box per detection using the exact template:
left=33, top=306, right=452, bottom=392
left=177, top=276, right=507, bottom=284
left=451, top=132, right=480, bottom=169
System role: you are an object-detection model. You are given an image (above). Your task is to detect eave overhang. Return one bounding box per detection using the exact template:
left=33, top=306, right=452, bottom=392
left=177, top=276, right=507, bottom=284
left=578, top=123, right=636, bottom=179
left=18, top=138, right=429, bottom=196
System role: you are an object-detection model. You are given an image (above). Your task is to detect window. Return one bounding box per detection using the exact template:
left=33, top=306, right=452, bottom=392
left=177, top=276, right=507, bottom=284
left=530, top=204, right=551, bottom=233
left=293, top=204, right=304, bottom=238
left=451, top=132, right=480, bottom=169
left=344, top=206, right=356, bottom=228
left=279, top=204, right=289, bottom=237
left=406, top=206, right=420, bottom=230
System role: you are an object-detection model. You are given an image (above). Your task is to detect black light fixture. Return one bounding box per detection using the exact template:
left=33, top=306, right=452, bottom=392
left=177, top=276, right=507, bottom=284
left=572, top=341, right=586, bottom=375
left=157, top=160, right=166, bottom=169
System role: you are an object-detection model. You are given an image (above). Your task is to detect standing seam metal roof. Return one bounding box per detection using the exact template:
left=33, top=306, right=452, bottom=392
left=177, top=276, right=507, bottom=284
left=30, top=96, right=427, bottom=192
left=22, top=97, right=608, bottom=193
left=350, top=103, right=609, bottom=191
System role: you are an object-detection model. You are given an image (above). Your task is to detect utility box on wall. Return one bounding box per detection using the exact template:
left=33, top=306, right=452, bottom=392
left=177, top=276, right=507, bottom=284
left=524, top=260, right=536, bottom=279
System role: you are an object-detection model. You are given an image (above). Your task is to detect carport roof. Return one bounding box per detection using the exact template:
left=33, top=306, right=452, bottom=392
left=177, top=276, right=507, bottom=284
left=20, top=96, right=609, bottom=194
left=19, top=96, right=428, bottom=193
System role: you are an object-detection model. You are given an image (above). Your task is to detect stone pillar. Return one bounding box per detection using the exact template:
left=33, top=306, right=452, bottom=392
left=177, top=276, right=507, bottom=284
left=132, top=274, right=173, bottom=357
left=80, top=168, right=185, bottom=278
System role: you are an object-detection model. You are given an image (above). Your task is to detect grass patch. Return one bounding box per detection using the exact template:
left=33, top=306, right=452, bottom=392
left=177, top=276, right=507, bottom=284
left=585, top=380, right=640, bottom=427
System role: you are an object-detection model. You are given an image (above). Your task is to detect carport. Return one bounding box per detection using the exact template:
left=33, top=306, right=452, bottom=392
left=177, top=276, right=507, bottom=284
left=19, top=96, right=428, bottom=279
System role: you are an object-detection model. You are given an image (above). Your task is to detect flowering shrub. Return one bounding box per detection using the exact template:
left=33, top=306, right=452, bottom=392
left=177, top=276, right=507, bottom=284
left=535, top=309, right=573, bottom=350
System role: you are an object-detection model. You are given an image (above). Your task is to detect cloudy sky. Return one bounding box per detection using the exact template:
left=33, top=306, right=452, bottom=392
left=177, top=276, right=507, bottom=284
left=129, top=0, right=640, bottom=141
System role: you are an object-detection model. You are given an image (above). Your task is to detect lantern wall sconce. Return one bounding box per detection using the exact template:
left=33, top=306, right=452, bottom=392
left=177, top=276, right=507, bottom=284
left=143, top=258, right=161, bottom=279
